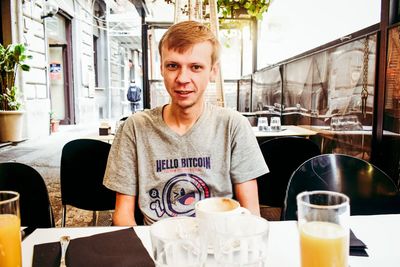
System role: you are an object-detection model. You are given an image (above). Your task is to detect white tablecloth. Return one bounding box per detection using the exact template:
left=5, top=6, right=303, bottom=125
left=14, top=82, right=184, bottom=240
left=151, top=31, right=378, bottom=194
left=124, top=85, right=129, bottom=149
left=252, top=125, right=317, bottom=137
left=22, top=214, right=400, bottom=267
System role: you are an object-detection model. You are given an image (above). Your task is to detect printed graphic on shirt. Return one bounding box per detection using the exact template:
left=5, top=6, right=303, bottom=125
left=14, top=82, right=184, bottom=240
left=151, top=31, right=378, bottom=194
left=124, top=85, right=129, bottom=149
left=156, top=156, right=211, bottom=172
left=149, top=173, right=210, bottom=218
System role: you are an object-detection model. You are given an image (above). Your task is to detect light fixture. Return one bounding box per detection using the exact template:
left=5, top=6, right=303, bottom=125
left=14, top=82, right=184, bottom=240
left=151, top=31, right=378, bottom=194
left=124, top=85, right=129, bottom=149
left=41, top=0, right=59, bottom=19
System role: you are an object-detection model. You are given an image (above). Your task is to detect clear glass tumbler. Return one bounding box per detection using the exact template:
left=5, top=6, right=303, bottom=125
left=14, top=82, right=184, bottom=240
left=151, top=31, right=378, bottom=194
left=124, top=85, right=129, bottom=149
left=270, top=117, right=281, bottom=131
left=257, top=117, right=269, bottom=132
left=213, top=214, right=269, bottom=267
left=297, top=191, right=350, bottom=267
left=0, top=191, right=21, bottom=267
left=150, top=216, right=207, bottom=267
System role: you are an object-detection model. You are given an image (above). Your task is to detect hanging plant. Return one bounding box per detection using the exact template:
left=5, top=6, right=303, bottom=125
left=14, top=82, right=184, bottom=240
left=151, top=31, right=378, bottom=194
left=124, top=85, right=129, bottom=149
left=216, top=0, right=271, bottom=20
left=164, top=0, right=271, bottom=20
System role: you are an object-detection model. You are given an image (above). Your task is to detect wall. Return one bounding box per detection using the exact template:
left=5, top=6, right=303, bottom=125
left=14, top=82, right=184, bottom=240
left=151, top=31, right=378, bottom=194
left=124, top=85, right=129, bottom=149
left=73, top=0, right=97, bottom=123
left=6, top=0, right=98, bottom=139
left=21, top=0, right=51, bottom=138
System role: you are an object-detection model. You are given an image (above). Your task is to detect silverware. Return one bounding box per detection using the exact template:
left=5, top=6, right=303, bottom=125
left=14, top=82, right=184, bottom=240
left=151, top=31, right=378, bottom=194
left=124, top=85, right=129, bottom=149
left=60, top=235, right=70, bottom=267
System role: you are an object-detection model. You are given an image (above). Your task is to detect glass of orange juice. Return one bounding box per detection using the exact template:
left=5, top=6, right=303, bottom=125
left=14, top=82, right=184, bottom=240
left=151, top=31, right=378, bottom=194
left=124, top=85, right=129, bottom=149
left=297, top=191, right=350, bottom=267
left=0, top=191, right=21, bottom=267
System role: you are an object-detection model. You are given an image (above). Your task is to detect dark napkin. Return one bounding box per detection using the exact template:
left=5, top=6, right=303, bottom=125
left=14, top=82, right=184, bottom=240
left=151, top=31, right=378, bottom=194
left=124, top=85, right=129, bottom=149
left=32, top=228, right=155, bottom=267
left=350, top=229, right=368, bottom=257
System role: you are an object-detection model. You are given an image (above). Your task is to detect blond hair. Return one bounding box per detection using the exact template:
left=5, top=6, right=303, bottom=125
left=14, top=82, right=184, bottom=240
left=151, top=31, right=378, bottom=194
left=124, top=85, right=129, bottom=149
left=158, top=20, right=221, bottom=65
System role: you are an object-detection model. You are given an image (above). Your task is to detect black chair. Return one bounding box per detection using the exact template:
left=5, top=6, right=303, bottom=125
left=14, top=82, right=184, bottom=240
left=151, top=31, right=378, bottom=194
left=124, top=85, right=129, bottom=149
left=375, top=136, right=400, bottom=187
left=60, top=139, right=116, bottom=226
left=257, top=137, right=321, bottom=208
left=0, top=162, right=55, bottom=228
left=282, top=154, right=400, bottom=220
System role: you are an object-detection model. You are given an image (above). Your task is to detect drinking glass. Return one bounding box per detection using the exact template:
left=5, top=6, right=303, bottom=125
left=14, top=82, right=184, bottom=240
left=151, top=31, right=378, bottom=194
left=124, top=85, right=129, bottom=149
left=195, top=197, right=250, bottom=253
left=150, top=217, right=207, bottom=267
left=330, top=116, right=339, bottom=131
left=213, top=214, right=269, bottom=267
left=270, top=116, right=281, bottom=131
left=257, top=117, right=269, bottom=132
left=345, top=115, right=363, bottom=130
left=297, top=191, right=350, bottom=267
left=0, top=191, right=21, bottom=267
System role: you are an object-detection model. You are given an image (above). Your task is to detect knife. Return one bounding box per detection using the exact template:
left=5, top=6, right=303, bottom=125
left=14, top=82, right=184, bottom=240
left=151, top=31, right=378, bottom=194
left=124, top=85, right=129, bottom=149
left=60, top=235, right=70, bottom=267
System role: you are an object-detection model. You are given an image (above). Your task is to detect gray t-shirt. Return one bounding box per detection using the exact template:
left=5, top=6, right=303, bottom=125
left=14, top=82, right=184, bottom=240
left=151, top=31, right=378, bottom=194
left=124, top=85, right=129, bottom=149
left=103, top=104, right=269, bottom=224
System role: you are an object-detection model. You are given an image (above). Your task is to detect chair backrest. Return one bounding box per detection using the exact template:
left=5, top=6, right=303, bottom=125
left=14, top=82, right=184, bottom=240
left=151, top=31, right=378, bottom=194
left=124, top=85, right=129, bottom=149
left=257, top=136, right=321, bottom=207
left=0, top=162, right=55, bottom=228
left=60, top=139, right=115, bottom=212
left=375, top=136, right=400, bottom=187
left=282, top=154, right=400, bottom=220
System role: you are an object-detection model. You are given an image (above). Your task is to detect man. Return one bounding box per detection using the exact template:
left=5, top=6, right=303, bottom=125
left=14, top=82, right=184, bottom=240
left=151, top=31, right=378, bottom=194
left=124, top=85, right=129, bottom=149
left=103, top=20, right=269, bottom=225
left=126, top=80, right=141, bottom=112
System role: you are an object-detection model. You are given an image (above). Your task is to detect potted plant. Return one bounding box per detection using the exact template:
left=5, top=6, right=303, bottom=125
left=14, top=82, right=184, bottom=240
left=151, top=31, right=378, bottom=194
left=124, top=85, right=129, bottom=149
left=0, top=43, right=31, bottom=142
left=49, top=111, right=60, bottom=133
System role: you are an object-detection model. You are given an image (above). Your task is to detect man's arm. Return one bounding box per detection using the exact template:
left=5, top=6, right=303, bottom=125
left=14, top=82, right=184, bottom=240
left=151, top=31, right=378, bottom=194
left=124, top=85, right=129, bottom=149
left=234, top=179, right=260, bottom=216
left=112, top=193, right=137, bottom=226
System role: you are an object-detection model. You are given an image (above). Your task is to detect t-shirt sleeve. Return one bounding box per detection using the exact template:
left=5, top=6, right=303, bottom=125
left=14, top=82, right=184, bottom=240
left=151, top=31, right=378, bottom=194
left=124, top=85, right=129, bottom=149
left=103, top=118, right=138, bottom=196
left=230, top=114, right=269, bottom=184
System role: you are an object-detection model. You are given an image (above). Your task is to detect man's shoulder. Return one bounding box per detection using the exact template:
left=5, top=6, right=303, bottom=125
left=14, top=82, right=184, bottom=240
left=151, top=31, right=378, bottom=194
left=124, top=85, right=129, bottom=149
left=138, top=106, right=162, bottom=117
left=206, top=104, right=244, bottom=120
left=126, top=106, right=162, bottom=124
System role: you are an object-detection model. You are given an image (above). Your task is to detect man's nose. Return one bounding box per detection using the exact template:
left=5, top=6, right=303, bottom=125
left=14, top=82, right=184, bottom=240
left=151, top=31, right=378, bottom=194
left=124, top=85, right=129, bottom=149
left=176, top=68, right=190, bottom=83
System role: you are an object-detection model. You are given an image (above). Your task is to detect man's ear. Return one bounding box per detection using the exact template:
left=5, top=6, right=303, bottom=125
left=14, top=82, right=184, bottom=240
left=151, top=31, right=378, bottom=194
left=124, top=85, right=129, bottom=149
left=210, top=62, right=220, bottom=82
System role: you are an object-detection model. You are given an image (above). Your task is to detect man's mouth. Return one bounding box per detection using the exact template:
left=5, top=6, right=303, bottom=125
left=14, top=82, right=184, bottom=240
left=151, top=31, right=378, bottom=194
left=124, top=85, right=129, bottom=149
left=175, top=90, right=193, bottom=95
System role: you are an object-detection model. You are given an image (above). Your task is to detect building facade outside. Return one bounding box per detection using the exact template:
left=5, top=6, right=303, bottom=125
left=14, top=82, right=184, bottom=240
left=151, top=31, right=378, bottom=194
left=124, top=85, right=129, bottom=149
left=0, top=0, right=143, bottom=141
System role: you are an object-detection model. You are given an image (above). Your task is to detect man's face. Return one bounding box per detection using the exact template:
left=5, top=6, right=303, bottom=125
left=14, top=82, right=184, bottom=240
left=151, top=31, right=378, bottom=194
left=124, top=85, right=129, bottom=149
left=160, top=41, right=218, bottom=110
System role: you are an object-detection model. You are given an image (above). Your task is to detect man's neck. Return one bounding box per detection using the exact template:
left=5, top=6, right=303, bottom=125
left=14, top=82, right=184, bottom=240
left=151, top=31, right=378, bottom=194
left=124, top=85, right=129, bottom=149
left=163, top=103, right=205, bottom=135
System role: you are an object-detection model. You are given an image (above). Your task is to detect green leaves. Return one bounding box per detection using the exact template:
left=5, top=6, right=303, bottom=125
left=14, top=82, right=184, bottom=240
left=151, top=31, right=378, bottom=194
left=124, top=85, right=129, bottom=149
left=0, top=87, right=21, bottom=111
left=218, top=0, right=271, bottom=20
left=20, top=64, right=30, bottom=72
left=166, top=0, right=270, bottom=20
left=0, top=43, right=31, bottom=110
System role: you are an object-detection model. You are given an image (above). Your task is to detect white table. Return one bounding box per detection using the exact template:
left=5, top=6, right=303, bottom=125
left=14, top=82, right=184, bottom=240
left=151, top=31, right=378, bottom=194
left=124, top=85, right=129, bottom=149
left=252, top=125, right=317, bottom=138
left=22, top=214, right=400, bottom=267
left=85, top=134, right=115, bottom=144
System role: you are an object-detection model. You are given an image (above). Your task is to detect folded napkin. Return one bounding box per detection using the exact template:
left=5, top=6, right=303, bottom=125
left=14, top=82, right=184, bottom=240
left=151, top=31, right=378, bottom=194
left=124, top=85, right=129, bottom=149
left=32, top=228, right=155, bottom=267
left=350, top=229, right=368, bottom=257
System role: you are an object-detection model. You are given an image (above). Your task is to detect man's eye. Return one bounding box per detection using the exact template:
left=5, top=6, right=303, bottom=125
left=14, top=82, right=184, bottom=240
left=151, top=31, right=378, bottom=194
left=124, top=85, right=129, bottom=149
left=166, top=63, right=178, bottom=69
left=192, top=65, right=202, bottom=71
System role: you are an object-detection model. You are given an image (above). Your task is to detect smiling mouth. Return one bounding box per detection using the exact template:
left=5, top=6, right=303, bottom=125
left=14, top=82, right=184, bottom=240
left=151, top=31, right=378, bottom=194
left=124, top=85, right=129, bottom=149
left=175, top=90, right=193, bottom=95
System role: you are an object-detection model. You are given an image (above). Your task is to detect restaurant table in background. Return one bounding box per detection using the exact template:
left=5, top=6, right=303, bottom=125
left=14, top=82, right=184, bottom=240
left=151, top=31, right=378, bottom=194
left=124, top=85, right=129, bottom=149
left=252, top=125, right=317, bottom=137
left=85, top=134, right=115, bottom=144
left=22, top=214, right=400, bottom=267
left=305, top=125, right=400, bottom=154
left=253, top=125, right=317, bottom=143
left=85, top=125, right=317, bottom=145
